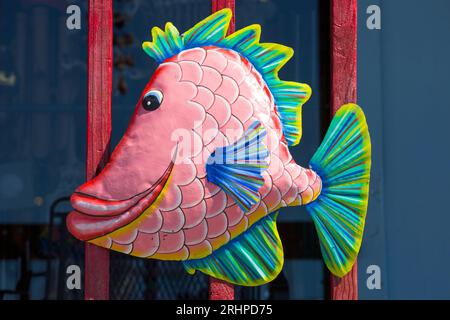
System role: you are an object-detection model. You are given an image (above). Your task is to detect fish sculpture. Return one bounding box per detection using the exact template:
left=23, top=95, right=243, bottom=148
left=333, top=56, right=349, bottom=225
left=67, top=9, right=371, bottom=286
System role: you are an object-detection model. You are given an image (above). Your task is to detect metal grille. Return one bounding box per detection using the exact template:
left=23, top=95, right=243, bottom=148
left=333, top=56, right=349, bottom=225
left=110, top=253, right=208, bottom=300
left=110, top=253, right=262, bottom=300
left=47, top=198, right=84, bottom=300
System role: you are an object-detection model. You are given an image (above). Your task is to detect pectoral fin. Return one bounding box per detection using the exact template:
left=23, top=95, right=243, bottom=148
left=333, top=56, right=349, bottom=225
left=206, top=120, right=269, bottom=212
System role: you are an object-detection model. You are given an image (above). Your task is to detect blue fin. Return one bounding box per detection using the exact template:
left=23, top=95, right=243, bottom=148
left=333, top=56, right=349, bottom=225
left=183, top=213, right=283, bottom=286
left=206, top=121, right=269, bottom=212
left=306, top=104, right=371, bottom=277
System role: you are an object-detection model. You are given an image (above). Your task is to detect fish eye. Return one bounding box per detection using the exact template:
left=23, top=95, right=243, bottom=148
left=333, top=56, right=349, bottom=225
left=142, top=90, right=163, bottom=111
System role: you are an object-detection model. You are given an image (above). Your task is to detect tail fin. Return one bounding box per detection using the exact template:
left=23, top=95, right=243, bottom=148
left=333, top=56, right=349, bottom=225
left=306, top=104, right=371, bottom=277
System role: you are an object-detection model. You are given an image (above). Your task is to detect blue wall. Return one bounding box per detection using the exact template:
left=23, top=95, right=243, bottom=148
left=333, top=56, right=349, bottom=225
left=358, top=0, right=450, bottom=299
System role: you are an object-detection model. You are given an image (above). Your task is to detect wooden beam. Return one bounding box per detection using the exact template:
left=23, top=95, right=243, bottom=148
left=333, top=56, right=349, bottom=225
left=330, top=0, right=358, bottom=300
left=209, top=278, right=234, bottom=300
left=209, top=0, right=235, bottom=301
left=212, top=0, right=235, bottom=36
left=85, top=0, right=113, bottom=300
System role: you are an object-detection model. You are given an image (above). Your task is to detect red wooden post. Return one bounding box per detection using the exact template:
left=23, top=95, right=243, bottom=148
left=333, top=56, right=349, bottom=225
left=209, top=0, right=235, bottom=301
left=85, top=0, right=113, bottom=300
left=330, top=0, right=358, bottom=300
left=212, top=0, right=235, bottom=35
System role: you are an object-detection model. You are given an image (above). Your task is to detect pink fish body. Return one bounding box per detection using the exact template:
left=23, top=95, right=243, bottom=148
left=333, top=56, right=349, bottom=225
left=69, top=45, right=320, bottom=259
left=67, top=10, right=371, bottom=285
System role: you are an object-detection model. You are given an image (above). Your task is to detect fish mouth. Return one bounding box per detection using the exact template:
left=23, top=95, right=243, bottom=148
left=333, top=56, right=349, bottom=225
left=67, top=161, right=174, bottom=241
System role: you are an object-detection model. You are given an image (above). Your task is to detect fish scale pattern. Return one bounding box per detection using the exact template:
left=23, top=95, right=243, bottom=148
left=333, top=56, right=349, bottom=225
left=90, top=46, right=322, bottom=260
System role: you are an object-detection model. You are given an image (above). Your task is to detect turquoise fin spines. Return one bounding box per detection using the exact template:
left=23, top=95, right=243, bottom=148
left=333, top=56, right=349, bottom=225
left=183, top=213, right=284, bottom=286
left=272, top=81, right=312, bottom=146
left=142, top=8, right=311, bottom=146
left=220, top=24, right=261, bottom=52
left=219, top=22, right=310, bottom=146
left=165, top=23, right=183, bottom=53
left=142, top=23, right=183, bottom=63
left=306, top=104, right=371, bottom=278
left=206, top=121, right=269, bottom=213
left=182, top=9, right=232, bottom=48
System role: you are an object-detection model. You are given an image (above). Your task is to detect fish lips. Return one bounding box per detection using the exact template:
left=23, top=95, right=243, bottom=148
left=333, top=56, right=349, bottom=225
left=67, top=161, right=174, bottom=241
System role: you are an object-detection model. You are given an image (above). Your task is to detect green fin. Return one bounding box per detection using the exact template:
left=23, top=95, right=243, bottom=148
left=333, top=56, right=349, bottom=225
left=142, top=9, right=311, bottom=146
left=306, top=104, right=371, bottom=277
left=183, top=213, right=284, bottom=286
left=142, top=23, right=183, bottom=63
left=271, top=81, right=311, bottom=146
left=183, top=9, right=232, bottom=48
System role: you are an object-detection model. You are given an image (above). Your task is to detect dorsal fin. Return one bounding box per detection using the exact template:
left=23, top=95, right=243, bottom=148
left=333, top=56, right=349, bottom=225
left=142, top=9, right=311, bottom=146
left=206, top=121, right=269, bottom=212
